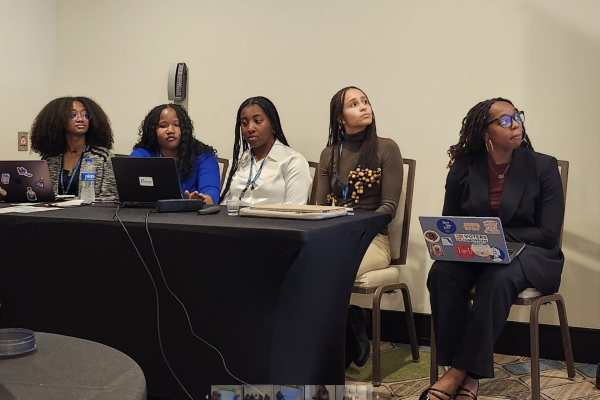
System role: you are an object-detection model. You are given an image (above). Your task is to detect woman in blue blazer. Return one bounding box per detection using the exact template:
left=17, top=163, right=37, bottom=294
left=422, top=98, right=565, bottom=400
left=131, top=104, right=220, bottom=203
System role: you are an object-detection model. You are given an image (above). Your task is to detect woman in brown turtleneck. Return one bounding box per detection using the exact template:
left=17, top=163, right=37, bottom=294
left=315, top=86, right=403, bottom=369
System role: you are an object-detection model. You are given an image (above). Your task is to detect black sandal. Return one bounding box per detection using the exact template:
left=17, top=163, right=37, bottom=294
left=418, top=387, right=454, bottom=400
left=454, top=384, right=478, bottom=400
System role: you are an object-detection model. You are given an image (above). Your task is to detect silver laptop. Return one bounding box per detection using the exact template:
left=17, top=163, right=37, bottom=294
left=111, top=157, right=183, bottom=205
left=0, top=160, right=55, bottom=203
left=419, top=216, right=525, bottom=264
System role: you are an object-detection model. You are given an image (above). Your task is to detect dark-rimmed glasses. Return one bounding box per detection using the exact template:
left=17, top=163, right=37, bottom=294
left=487, top=111, right=524, bottom=128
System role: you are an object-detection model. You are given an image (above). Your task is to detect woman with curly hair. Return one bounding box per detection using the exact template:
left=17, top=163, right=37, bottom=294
left=422, top=98, right=564, bottom=400
left=30, top=96, right=117, bottom=198
left=219, top=96, right=311, bottom=205
left=131, top=104, right=220, bottom=203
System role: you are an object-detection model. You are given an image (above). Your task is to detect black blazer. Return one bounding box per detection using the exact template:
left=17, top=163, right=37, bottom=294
left=443, top=147, right=565, bottom=294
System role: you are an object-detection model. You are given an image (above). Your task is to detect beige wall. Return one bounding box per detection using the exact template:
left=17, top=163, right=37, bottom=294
left=1, top=0, right=599, bottom=329
left=0, top=0, right=56, bottom=160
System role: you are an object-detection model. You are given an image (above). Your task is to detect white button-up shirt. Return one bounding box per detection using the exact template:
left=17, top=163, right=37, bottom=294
left=222, top=140, right=311, bottom=205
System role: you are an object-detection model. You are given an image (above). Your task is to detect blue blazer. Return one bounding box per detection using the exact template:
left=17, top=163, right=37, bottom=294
left=442, top=147, right=565, bottom=294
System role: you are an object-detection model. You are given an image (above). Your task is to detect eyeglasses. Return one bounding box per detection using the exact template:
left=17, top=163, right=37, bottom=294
left=487, top=111, right=524, bottom=128
left=70, top=112, right=91, bottom=120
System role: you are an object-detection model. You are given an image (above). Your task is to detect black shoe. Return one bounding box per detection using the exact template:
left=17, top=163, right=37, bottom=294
left=347, top=305, right=370, bottom=367
left=418, top=387, right=453, bottom=400
left=344, top=341, right=353, bottom=369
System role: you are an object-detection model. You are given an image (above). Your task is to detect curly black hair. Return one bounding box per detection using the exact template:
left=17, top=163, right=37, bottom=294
left=133, top=104, right=217, bottom=180
left=447, top=97, right=534, bottom=167
left=219, top=96, right=290, bottom=204
left=30, top=96, right=113, bottom=156
left=327, top=86, right=379, bottom=175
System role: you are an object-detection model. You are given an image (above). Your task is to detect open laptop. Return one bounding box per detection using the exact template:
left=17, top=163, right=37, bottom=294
left=419, top=216, right=525, bottom=264
left=111, top=157, right=183, bottom=205
left=0, top=160, right=55, bottom=202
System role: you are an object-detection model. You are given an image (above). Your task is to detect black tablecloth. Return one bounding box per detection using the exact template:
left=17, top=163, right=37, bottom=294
left=0, top=204, right=390, bottom=399
left=0, top=332, right=146, bottom=400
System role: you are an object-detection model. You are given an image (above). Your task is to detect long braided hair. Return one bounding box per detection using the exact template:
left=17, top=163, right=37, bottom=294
left=219, top=96, right=290, bottom=204
left=133, top=104, right=216, bottom=180
left=30, top=96, right=113, bottom=156
left=327, top=86, right=379, bottom=176
left=447, top=97, right=533, bottom=168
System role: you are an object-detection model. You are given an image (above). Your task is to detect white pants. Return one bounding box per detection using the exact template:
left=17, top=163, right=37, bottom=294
left=356, top=234, right=391, bottom=278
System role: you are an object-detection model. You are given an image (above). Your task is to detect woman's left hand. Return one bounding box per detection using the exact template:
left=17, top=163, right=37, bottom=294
left=184, top=190, right=214, bottom=204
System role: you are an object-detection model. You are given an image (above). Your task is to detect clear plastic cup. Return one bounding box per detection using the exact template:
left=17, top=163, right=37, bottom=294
left=226, top=198, right=240, bottom=216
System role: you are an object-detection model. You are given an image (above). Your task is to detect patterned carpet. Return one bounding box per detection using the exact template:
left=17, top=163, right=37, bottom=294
left=344, top=342, right=599, bottom=400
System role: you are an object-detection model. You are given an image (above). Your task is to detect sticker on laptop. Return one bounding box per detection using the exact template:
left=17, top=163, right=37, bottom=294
left=471, top=241, right=491, bottom=257
left=35, top=177, right=45, bottom=188
left=424, top=230, right=440, bottom=243
left=1, top=173, right=9, bottom=184
left=437, top=219, right=456, bottom=234
left=463, top=222, right=481, bottom=231
left=26, top=187, right=37, bottom=201
left=483, top=220, right=501, bottom=234
left=455, top=243, right=475, bottom=259
left=488, top=246, right=505, bottom=262
left=454, top=234, right=489, bottom=242
left=0, top=187, right=7, bottom=197
left=441, top=237, right=453, bottom=246
left=139, top=177, right=154, bottom=187
left=430, top=243, right=444, bottom=256
left=16, top=167, right=33, bottom=178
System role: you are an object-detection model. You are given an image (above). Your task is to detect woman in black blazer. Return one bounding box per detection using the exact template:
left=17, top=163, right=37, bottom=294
left=422, top=98, right=565, bottom=400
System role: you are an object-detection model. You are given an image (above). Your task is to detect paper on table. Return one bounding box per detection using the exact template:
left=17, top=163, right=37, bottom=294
left=0, top=205, right=63, bottom=214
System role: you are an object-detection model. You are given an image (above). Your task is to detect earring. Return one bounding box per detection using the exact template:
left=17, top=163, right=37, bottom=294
left=485, top=139, right=494, bottom=152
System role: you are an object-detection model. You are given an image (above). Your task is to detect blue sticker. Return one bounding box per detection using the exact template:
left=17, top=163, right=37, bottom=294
left=489, top=246, right=505, bottom=263
left=437, top=218, right=456, bottom=234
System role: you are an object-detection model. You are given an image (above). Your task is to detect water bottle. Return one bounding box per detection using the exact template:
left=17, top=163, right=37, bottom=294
left=80, top=158, right=96, bottom=203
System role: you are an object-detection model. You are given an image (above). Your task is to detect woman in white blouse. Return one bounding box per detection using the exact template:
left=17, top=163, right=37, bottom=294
left=219, top=96, right=311, bottom=205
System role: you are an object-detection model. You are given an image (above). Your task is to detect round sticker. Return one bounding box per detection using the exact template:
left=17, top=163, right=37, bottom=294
left=437, top=219, right=457, bottom=234
left=488, top=246, right=505, bottom=263
left=471, top=242, right=491, bottom=257
left=455, top=243, right=475, bottom=259
left=424, top=230, right=440, bottom=243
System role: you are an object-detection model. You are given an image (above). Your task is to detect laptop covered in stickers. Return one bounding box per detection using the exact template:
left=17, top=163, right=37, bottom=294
left=418, top=216, right=525, bottom=264
left=0, top=160, right=55, bottom=203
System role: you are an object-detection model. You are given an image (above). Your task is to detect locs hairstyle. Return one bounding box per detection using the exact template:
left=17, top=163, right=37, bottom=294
left=447, top=97, right=533, bottom=168
left=30, top=96, right=113, bottom=156
left=133, top=104, right=216, bottom=179
left=327, top=86, right=379, bottom=176
left=219, top=96, right=290, bottom=204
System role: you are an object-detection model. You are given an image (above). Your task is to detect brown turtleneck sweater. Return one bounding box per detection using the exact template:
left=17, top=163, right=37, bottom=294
left=315, top=130, right=403, bottom=233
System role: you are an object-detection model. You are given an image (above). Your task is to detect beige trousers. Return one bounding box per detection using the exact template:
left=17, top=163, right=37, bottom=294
left=356, top=233, right=391, bottom=278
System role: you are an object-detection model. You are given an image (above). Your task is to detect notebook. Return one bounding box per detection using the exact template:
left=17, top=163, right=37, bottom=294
left=418, top=216, right=525, bottom=264
left=111, top=157, right=183, bottom=205
left=0, top=160, right=55, bottom=203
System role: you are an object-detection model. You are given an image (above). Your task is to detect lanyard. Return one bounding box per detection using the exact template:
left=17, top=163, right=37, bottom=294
left=239, top=149, right=269, bottom=201
left=60, top=145, right=87, bottom=195
left=336, top=141, right=350, bottom=201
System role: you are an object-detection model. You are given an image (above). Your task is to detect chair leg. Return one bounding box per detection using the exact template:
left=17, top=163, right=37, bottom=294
left=530, top=297, right=543, bottom=400
left=398, top=283, right=420, bottom=362
left=430, top=317, right=438, bottom=385
left=372, top=286, right=385, bottom=387
left=553, top=295, right=575, bottom=379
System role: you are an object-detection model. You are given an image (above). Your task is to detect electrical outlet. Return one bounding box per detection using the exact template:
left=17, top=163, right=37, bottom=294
left=18, top=132, right=28, bottom=151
